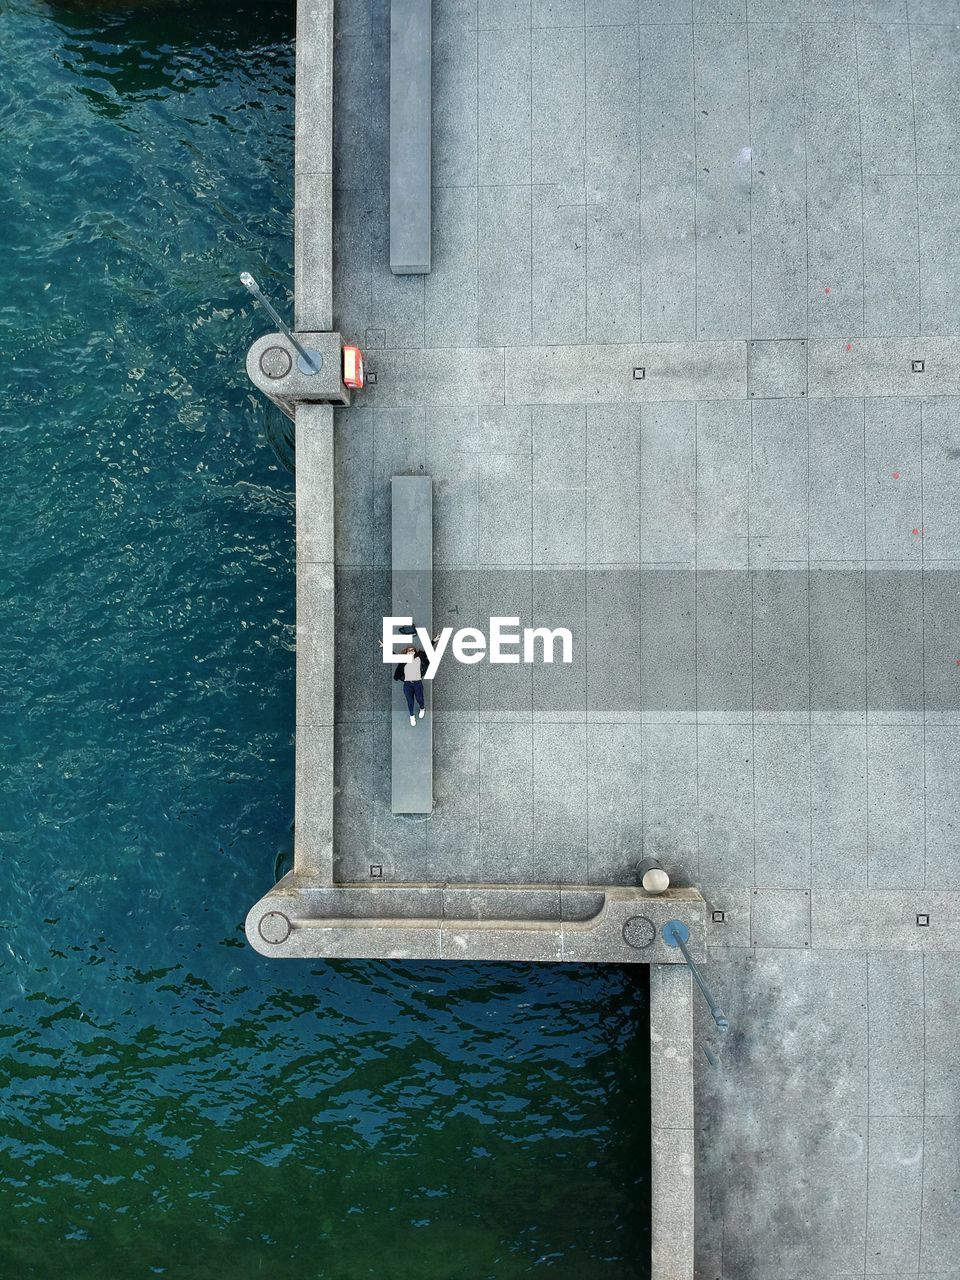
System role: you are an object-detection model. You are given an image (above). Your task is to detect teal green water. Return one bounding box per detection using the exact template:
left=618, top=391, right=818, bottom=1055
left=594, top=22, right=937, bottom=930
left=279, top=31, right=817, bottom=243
left=0, top=4, right=650, bottom=1276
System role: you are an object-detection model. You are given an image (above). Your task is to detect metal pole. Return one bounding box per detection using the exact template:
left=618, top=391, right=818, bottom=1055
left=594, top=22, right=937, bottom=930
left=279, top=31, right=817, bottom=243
left=240, top=272, right=323, bottom=375
left=662, top=919, right=729, bottom=1032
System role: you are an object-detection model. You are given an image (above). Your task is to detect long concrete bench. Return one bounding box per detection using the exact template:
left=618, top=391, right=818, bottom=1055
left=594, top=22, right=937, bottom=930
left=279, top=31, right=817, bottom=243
left=389, top=0, right=431, bottom=274
left=391, top=476, right=433, bottom=813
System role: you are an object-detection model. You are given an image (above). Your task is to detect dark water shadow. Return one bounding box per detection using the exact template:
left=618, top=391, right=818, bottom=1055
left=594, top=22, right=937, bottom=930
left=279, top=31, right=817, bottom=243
left=44, top=0, right=294, bottom=42
left=38, top=0, right=295, bottom=106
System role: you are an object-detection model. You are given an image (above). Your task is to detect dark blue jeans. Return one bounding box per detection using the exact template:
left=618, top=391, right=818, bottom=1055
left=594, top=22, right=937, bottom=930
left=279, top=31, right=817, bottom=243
left=403, top=680, right=424, bottom=716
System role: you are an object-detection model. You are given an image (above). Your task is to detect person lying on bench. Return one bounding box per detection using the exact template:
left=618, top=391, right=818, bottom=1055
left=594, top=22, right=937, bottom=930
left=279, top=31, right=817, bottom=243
left=378, top=626, right=440, bottom=728
left=396, top=643, right=428, bottom=727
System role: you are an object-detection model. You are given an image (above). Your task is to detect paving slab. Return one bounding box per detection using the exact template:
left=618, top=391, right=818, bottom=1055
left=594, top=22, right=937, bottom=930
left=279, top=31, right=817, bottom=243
left=532, top=26, right=585, bottom=185
left=921, top=398, right=960, bottom=559
left=431, top=13, right=476, bottom=186
left=912, top=23, right=960, bottom=177
left=478, top=185, right=532, bottom=347
left=696, top=723, right=754, bottom=887
left=812, top=891, right=960, bottom=950
left=693, top=21, right=750, bottom=340
left=703, top=887, right=752, bottom=947
left=810, top=723, right=868, bottom=887
left=640, top=569, right=696, bottom=719
left=857, top=22, right=916, bottom=178
left=804, top=21, right=863, bottom=339
left=641, top=722, right=699, bottom=883
left=919, top=1116, right=960, bottom=1271
left=640, top=25, right=695, bottom=341
left=923, top=954, right=960, bottom=1118
left=752, top=571, right=809, bottom=718
left=586, top=722, right=644, bottom=881
left=750, top=397, right=808, bottom=563
left=808, top=399, right=865, bottom=559
left=532, top=405, right=586, bottom=563
left=586, top=569, right=642, bottom=721
left=506, top=340, right=747, bottom=404
left=868, top=951, right=925, bottom=1117
left=478, top=26, right=531, bottom=185
left=749, top=23, right=806, bottom=340
left=863, top=174, right=921, bottom=339
left=750, top=888, right=811, bottom=947
left=753, top=732, right=811, bottom=887
left=423, top=186, right=477, bottom=345
left=585, top=23, right=640, bottom=200
left=920, top=176, right=960, bottom=336
left=747, top=339, right=808, bottom=400
left=587, top=193, right=642, bottom=343
left=531, top=184, right=587, bottom=345
left=585, top=406, right=640, bottom=563
left=695, top=571, right=752, bottom=721
left=808, top=337, right=960, bottom=399
left=695, top=400, right=751, bottom=568
left=640, top=403, right=697, bottom=563
left=360, top=347, right=505, bottom=405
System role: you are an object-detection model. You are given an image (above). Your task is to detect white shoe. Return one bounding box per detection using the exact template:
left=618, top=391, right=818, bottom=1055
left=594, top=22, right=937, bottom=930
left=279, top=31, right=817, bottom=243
left=410, top=715, right=416, bottom=727
left=418, top=707, right=425, bottom=719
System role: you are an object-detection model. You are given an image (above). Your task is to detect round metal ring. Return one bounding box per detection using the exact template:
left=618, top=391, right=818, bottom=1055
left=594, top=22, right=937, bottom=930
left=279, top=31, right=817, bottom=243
left=259, top=346, right=292, bottom=379
left=621, top=915, right=657, bottom=950
left=258, top=911, right=291, bottom=944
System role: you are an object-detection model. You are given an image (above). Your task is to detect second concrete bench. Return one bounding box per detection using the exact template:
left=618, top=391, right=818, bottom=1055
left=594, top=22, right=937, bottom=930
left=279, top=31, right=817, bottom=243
left=391, top=475, right=433, bottom=814
left=389, top=0, right=431, bottom=275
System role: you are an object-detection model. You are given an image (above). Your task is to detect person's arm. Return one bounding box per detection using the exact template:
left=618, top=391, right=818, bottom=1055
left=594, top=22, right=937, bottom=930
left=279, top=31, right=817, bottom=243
left=379, top=630, right=437, bottom=650
left=417, top=639, right=441, bottom=668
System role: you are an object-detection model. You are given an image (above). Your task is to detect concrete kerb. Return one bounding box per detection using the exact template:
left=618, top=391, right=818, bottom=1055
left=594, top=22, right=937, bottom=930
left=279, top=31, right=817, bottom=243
left=650, top=964, right=695, bottom=1280
left=294, top=0, right=333, bottom=331
left=243, top=882, right=706, bottom=965
left=354, top=337, right=960, bottom=407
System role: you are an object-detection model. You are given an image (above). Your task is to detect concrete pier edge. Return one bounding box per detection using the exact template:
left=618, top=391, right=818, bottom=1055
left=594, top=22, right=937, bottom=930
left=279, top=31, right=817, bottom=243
left=242, top=1, right=702, bottom=1273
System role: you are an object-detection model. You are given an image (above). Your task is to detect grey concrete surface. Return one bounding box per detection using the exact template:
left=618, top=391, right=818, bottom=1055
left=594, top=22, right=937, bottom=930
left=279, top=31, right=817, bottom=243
left=651, top=964, right=696, bottom=1280
left=390, top=475, right=433, bottom=812
left=389, top=0, right=432, bottom=273
left=295, top=0, right=333, bottom=330
left=321, top=0, right=960, bottom=1275
left=246, top=880, right=706, bottom=962
left=293, top=403, right=335, bottom=879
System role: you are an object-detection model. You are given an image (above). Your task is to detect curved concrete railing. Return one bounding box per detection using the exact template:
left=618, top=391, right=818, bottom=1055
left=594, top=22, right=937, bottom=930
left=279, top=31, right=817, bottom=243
left=245, top=880, right=705, bottom=963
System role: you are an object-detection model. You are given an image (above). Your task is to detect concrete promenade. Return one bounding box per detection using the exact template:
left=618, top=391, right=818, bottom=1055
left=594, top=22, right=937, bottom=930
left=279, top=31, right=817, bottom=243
left=248, top=0, right=960, bottom=1276
left=247, top=0, right=705, bottom=964
left=328, top=1, right=960, bottom=1276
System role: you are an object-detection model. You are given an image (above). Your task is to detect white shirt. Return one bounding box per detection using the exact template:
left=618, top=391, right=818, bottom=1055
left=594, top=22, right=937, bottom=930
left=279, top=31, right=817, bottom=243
left=403, top=655, right=423, bottom=681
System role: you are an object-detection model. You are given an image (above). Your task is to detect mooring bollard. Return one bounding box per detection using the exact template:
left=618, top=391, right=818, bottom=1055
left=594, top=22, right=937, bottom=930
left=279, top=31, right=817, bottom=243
left=636, top=857, right=670, bottom=894
left=662, top=919, right=729, bottom=1032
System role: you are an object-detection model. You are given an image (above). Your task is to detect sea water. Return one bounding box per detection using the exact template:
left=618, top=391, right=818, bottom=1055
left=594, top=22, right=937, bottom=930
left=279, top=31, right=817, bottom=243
left=0, top=3, right=650, bottom=1275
